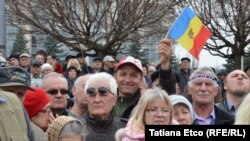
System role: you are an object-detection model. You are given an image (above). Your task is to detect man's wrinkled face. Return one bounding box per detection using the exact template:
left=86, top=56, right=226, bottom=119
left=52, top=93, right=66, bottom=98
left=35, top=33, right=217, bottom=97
left=188, top=76, right=218, bottom=105
left=44, top=77, right=68, bottom=110
left=19, top=57, right=30, bottom=67
left=86, top=80, right=117, bottom=119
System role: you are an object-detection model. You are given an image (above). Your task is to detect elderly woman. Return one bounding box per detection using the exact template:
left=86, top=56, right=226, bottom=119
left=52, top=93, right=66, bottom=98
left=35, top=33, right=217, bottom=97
left=23, top=87, right=51, bottom=141
left=46, top=116, right=87, bottom=141
left=41, top=63, right=54, bottom=76
left=23, top=88, right=51, bottom=131
left=170, top=94, right=193, bottom=125
left=116, top=88, right=173, bottom=141
left=83, top=72, right=126, bottom=141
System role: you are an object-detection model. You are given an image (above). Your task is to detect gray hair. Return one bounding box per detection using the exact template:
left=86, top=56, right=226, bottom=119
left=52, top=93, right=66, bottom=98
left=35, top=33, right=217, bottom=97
left=42, top=72, right=67, bottom=87
left=74, top=74, right=93, bottom=87
left=85, top=72, right=117, bottom=95
left=188, top=67, right=219, bottom=87
left=59, top=120, right=88, bottom=140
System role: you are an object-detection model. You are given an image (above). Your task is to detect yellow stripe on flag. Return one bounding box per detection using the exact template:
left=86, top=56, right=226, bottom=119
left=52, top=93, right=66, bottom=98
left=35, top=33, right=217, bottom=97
left=177, top=16, right=203, bottom=51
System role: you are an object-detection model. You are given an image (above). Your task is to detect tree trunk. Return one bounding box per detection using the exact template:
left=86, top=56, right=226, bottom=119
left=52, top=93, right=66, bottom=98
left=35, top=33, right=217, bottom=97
left=233, top=52, right=242, bottom=70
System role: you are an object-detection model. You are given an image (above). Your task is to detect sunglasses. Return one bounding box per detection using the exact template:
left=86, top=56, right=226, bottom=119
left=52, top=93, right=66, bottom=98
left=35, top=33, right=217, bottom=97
left=86, top=87, right=113, bottom=96
left=46, top=89, right=69, bottom=95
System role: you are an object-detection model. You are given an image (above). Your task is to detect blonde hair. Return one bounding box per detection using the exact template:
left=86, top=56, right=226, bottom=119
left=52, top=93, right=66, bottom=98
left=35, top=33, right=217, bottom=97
left=129, top=88, right=172, bottom=131
left=67, top=58, right=82, bottom=71
left=235, top=94, right=250, bottom=124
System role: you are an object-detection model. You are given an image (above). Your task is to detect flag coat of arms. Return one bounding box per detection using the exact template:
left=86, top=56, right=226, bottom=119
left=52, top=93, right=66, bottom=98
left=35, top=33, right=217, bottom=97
left=167, top=6, right=212, bottom=60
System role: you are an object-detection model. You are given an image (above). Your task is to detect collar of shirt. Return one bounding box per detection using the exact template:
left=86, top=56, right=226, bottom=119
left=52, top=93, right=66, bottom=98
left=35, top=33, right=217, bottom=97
left=226, top=99, right=236, bottom=114
left=193, top=108, right=215, bottom=125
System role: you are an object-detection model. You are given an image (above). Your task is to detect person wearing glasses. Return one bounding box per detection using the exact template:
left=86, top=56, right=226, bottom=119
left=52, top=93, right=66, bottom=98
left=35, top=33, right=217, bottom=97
left=23, top=87, right=50, bottom=141
left=115, top=88, right=173, bottom=141
left=83, top=72, right=126, bottom=141
left=42, top=72, right=69, bottom=117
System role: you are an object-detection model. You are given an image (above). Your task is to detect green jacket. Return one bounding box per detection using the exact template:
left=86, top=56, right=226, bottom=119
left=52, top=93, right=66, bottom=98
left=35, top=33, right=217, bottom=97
left=0, top=91, right=29, bottom=141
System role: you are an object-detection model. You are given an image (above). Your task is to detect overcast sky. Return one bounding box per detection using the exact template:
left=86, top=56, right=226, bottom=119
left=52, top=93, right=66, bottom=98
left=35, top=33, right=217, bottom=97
left=174, top=45, right=226, bottom=70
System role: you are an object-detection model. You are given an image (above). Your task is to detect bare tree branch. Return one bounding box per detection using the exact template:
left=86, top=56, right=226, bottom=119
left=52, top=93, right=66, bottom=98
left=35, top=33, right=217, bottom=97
left=187, top=0, right=250, bottom=69
left=6, top=0, right=180, bottom=57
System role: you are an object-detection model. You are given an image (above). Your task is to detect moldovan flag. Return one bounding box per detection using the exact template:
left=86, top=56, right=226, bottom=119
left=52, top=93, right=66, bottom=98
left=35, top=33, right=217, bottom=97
left=167, top=6, right=212, bottom=60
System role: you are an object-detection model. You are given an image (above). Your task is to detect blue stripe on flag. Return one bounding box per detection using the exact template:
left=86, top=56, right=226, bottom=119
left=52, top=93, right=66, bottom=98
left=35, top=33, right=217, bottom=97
left=168, top=7, right=196, bottom=40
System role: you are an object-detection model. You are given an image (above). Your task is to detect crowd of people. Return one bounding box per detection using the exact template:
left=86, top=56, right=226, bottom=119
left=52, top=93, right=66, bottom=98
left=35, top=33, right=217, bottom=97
left=1, top=38, right=250, bottom=141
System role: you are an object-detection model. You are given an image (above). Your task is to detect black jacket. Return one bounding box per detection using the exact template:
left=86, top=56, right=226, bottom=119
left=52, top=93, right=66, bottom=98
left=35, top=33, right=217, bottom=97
left=192, top=106, right=234, bottom=125
left=159, top=67, right=176, bottom=95
left=83, top=112, right=126, bottom=141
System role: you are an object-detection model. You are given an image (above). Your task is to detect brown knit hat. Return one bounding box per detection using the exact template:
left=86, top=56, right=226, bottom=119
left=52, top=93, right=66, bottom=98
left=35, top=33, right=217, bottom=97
left=46, top=116, right=82, bottom=141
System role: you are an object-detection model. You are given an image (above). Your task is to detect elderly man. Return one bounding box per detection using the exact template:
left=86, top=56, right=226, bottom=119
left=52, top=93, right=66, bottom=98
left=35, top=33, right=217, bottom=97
left=176, top=57, right=192, bottom=94
left=68, top=74, right=92, bottom=121
left=19, top=52, right=31, bottom=72
left=101, top=55, right=115, bottom=75
left=83, top=72, right=125, bottom=141
left=114, top=39, right=176, bottom=119
left=92, top=57, right=102, bottom=73
left=188, top=67, right=234, bottom=125
left=8, top=54, right=20, bottom=67
left=42, top=72, right=69, bottom=117
left=217, top=70, right=250, bottom=115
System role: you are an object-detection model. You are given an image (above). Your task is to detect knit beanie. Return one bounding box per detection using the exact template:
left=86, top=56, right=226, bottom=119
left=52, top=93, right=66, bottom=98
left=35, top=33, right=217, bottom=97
left=46, top=116, right=83, bottom=141
left=169, top=94, right=194, bottom=120
left=23, top=87, right=50, bottom=119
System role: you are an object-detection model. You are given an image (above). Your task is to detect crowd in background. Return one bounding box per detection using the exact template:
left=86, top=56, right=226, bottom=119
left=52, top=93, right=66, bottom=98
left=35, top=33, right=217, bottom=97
left=1, top=38, right=250, bottom=141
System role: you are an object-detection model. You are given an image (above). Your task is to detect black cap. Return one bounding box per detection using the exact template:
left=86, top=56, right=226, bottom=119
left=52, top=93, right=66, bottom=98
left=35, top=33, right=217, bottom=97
left=181, top=57, right=190, bottom=62
left=9, top=54, right=20, bottom=60
left=0, top=66, right=33, bottom=90
left=76, top=52, right=85, bottom=58
left=217, top=71, right=227, bottom=76
left=93, top=57, right=102, bottom=62
left=31, top=60, right=42, bottom=66
left=65, top=55, right=76, bottom=62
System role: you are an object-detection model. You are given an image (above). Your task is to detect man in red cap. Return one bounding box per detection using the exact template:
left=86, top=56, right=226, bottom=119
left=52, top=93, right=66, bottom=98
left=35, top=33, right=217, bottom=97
left=114, top=38, right=176, bottom=119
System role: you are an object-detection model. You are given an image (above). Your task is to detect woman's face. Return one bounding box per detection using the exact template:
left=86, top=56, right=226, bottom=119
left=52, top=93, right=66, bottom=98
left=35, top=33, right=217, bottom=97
left=31, top=103, right=51, bottom=131
left=144, top=99, right=171, bottom=125
left=172, top=103, right=192, bottom=125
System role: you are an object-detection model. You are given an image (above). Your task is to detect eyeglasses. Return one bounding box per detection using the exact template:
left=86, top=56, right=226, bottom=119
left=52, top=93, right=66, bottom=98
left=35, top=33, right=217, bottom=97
left=86, top=87, right=113, bottom=96
left=40, top=108, right=51, bottom=113
left=46, top=89, right=69, bottom=95
left=145, top=108, right=171, bottom=117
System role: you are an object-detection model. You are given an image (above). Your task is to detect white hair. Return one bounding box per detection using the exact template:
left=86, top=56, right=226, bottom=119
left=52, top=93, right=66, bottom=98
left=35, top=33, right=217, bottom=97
left=85, top=72, right=117, bottom=95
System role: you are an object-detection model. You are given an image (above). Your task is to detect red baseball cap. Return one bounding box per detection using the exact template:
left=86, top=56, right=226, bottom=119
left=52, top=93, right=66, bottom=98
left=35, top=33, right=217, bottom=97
left=116, top=56, right=143, bottom=73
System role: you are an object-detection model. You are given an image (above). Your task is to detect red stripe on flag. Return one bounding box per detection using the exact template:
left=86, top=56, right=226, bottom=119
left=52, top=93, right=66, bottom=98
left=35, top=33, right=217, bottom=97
left=189, top=25, right=212, bottom=60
